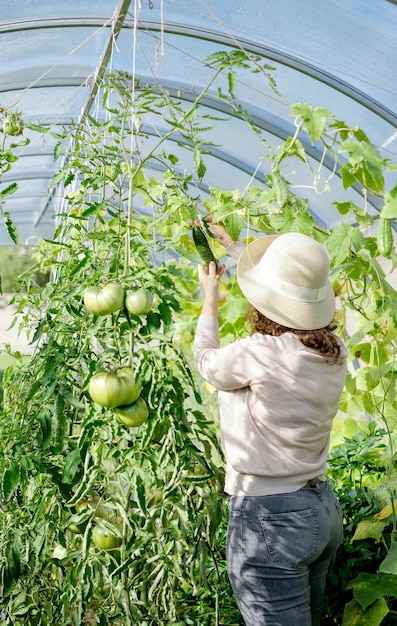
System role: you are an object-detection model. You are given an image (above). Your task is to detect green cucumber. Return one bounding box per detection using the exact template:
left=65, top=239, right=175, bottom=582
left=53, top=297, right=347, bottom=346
left=192, top=225, right=217, bottom=267
left=377, top=217, right=393, bottom=257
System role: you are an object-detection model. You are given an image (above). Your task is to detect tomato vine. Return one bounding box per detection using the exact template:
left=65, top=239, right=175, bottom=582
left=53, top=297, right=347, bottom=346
left=0, top=52, right=397, bottom=625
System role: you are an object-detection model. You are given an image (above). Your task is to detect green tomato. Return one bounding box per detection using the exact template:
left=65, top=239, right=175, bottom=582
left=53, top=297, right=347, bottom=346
left=2, top=115, right=24, bottom=136
left=92, top=525, right=121, bottom=550
left=125, top=288, right=154, bottom=316
left=68, top=521, right=86, bottom=534
left=83, top=282, right=125, bottom=315
left=74, top=497, right=115, bottom=522
left=88, top=367, right=142, bottom=408
left=114, top=395, right=149, bottom=427
left=68, top=499, right=91, bottom=533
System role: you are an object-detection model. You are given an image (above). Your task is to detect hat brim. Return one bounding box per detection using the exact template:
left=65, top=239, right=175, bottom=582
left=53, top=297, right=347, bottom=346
left=237, top=235, right=335, bottom=330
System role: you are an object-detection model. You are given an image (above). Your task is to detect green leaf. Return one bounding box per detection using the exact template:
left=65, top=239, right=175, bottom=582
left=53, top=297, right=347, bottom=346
left=270, top=204, right=313, bottom=234
left=2, top=211, right=20, bottom=244
left=4, top=150, right=18, bottom=163
left=228, top=71, right=236, bottom=96
left=340, top=140, right=384, bottom=193
left=380, top=541, right=397, bottom=575
left=62, top=448, right=82, bottom=484
left=378, top=573, right=397, bottom=598
left=223, top=211, right=244, bottom=242
left=289, top=103, right=331, bottom=143
left=134, top=473, right=147, bottom=515
left=0, top=182, right=18, bottom=198
left=280, top=137, right=307, bottom=163
left=2, top=461, right=21, bottom=501
left=342, top=597, right=389, bottom=626
left=26, top=122, right=49, bottom=133
left=59, top=385, right=85, bottom=409
left=32, top=523, right=48, bottom=559
left=381, top=186, right=397, bottom=219
left=326, top=223, right=355, bottom=264
left=38, top=413, right=52, bottom=449
left=158, top=301, right=173, bottom=328
left=347, top=572, right=383, bottom=610
left=53, top=141, right=63, bottom=160
left=49, top=168, right=69, bottom=189
left=219, top=294, right=248, bottom=326
left=1, top=564, right=15, bottom=598
left=351, top=518, right=387, bottom=542
left=6, top=545, right=21, bottom=582
left=334, top=201, right=354, bottom=216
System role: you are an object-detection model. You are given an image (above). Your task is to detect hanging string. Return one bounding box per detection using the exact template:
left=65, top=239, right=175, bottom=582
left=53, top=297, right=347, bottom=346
left=160, top=0, right=165, bottom=57
left=131, top=0, right=141, bottom=122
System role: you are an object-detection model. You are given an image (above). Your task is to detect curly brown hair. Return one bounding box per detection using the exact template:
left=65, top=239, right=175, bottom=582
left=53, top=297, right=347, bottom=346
left=246, top=305, right=344, bottom=365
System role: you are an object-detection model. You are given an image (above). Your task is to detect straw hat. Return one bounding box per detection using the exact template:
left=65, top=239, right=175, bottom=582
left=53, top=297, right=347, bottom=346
left=236, top=232, right=335, bottom=330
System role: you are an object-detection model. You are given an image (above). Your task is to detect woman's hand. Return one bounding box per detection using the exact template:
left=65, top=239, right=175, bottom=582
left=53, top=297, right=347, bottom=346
left=197, top=216, right=234, bottom=249
left=198, top=261, right=225, bottom=316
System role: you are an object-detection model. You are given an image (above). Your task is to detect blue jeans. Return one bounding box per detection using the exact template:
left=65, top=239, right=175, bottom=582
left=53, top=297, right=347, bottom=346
left=226, top=481, right=343, bottom=626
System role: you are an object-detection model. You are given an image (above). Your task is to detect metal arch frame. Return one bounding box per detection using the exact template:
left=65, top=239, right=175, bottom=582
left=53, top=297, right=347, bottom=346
left=0, top=17, right=126, bottom=34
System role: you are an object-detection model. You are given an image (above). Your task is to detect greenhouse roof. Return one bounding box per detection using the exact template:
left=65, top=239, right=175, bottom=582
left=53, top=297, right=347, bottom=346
left=0, top=0, right=397, bottom=246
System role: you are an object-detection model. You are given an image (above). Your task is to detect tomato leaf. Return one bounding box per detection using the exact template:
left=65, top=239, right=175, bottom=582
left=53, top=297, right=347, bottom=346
left=2, top=211, right=20, bottom=244
left=62, top=448, right=82, bottom=484
left=157, top=302, right=173, bottom=328
left=6, top=545, right=21, bottom=582
left=2, top=461, right=20, bottom=501
left=53, top=141, right=63, bottom=161
left=134, top=473, right=147, bottom=515
left=227, top=70, right=236, bottom=96
left=38, top=413, right=52, bottom=449
left=0, top=182, right=18, bottom=198
left=59, top=385, right=85, bottom=409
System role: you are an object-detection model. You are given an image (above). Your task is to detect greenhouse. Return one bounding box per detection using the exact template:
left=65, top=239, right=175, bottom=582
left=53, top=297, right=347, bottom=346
left=1, top=0, right=397, bottom=624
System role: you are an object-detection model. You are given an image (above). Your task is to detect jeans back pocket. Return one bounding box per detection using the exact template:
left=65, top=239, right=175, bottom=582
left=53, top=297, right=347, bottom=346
left=259, top=508, right=319, bottom=567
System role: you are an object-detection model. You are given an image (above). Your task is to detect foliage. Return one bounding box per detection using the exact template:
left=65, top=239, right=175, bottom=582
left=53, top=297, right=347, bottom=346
left=0, top=50, right=396, bottom=624
left=323, top=420, right=391, bottom=624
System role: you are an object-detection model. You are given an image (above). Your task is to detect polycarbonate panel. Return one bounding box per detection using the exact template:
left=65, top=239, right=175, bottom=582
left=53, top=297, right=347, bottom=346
left=0, top=0, right=396, bottom=245
left=1, top=0, right=120, bottom=21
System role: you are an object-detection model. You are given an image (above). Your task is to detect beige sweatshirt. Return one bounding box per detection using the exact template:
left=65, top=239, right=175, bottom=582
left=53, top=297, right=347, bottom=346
left=194, top=313, right=347, bottom=496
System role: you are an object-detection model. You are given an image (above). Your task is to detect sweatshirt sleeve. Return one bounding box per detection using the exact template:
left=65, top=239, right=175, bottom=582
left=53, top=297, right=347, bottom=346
left=194, top=314, right=251, bottom=391
left=226, top=241, right=245, bottom=261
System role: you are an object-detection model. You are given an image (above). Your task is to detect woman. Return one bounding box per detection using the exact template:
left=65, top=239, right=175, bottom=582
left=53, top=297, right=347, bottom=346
left=194, top=223, right=347, bottom=626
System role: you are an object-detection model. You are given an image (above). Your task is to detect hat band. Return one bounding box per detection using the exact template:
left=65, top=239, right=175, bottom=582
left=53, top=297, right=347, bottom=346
left=262, top=272, right=327, bottom=303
